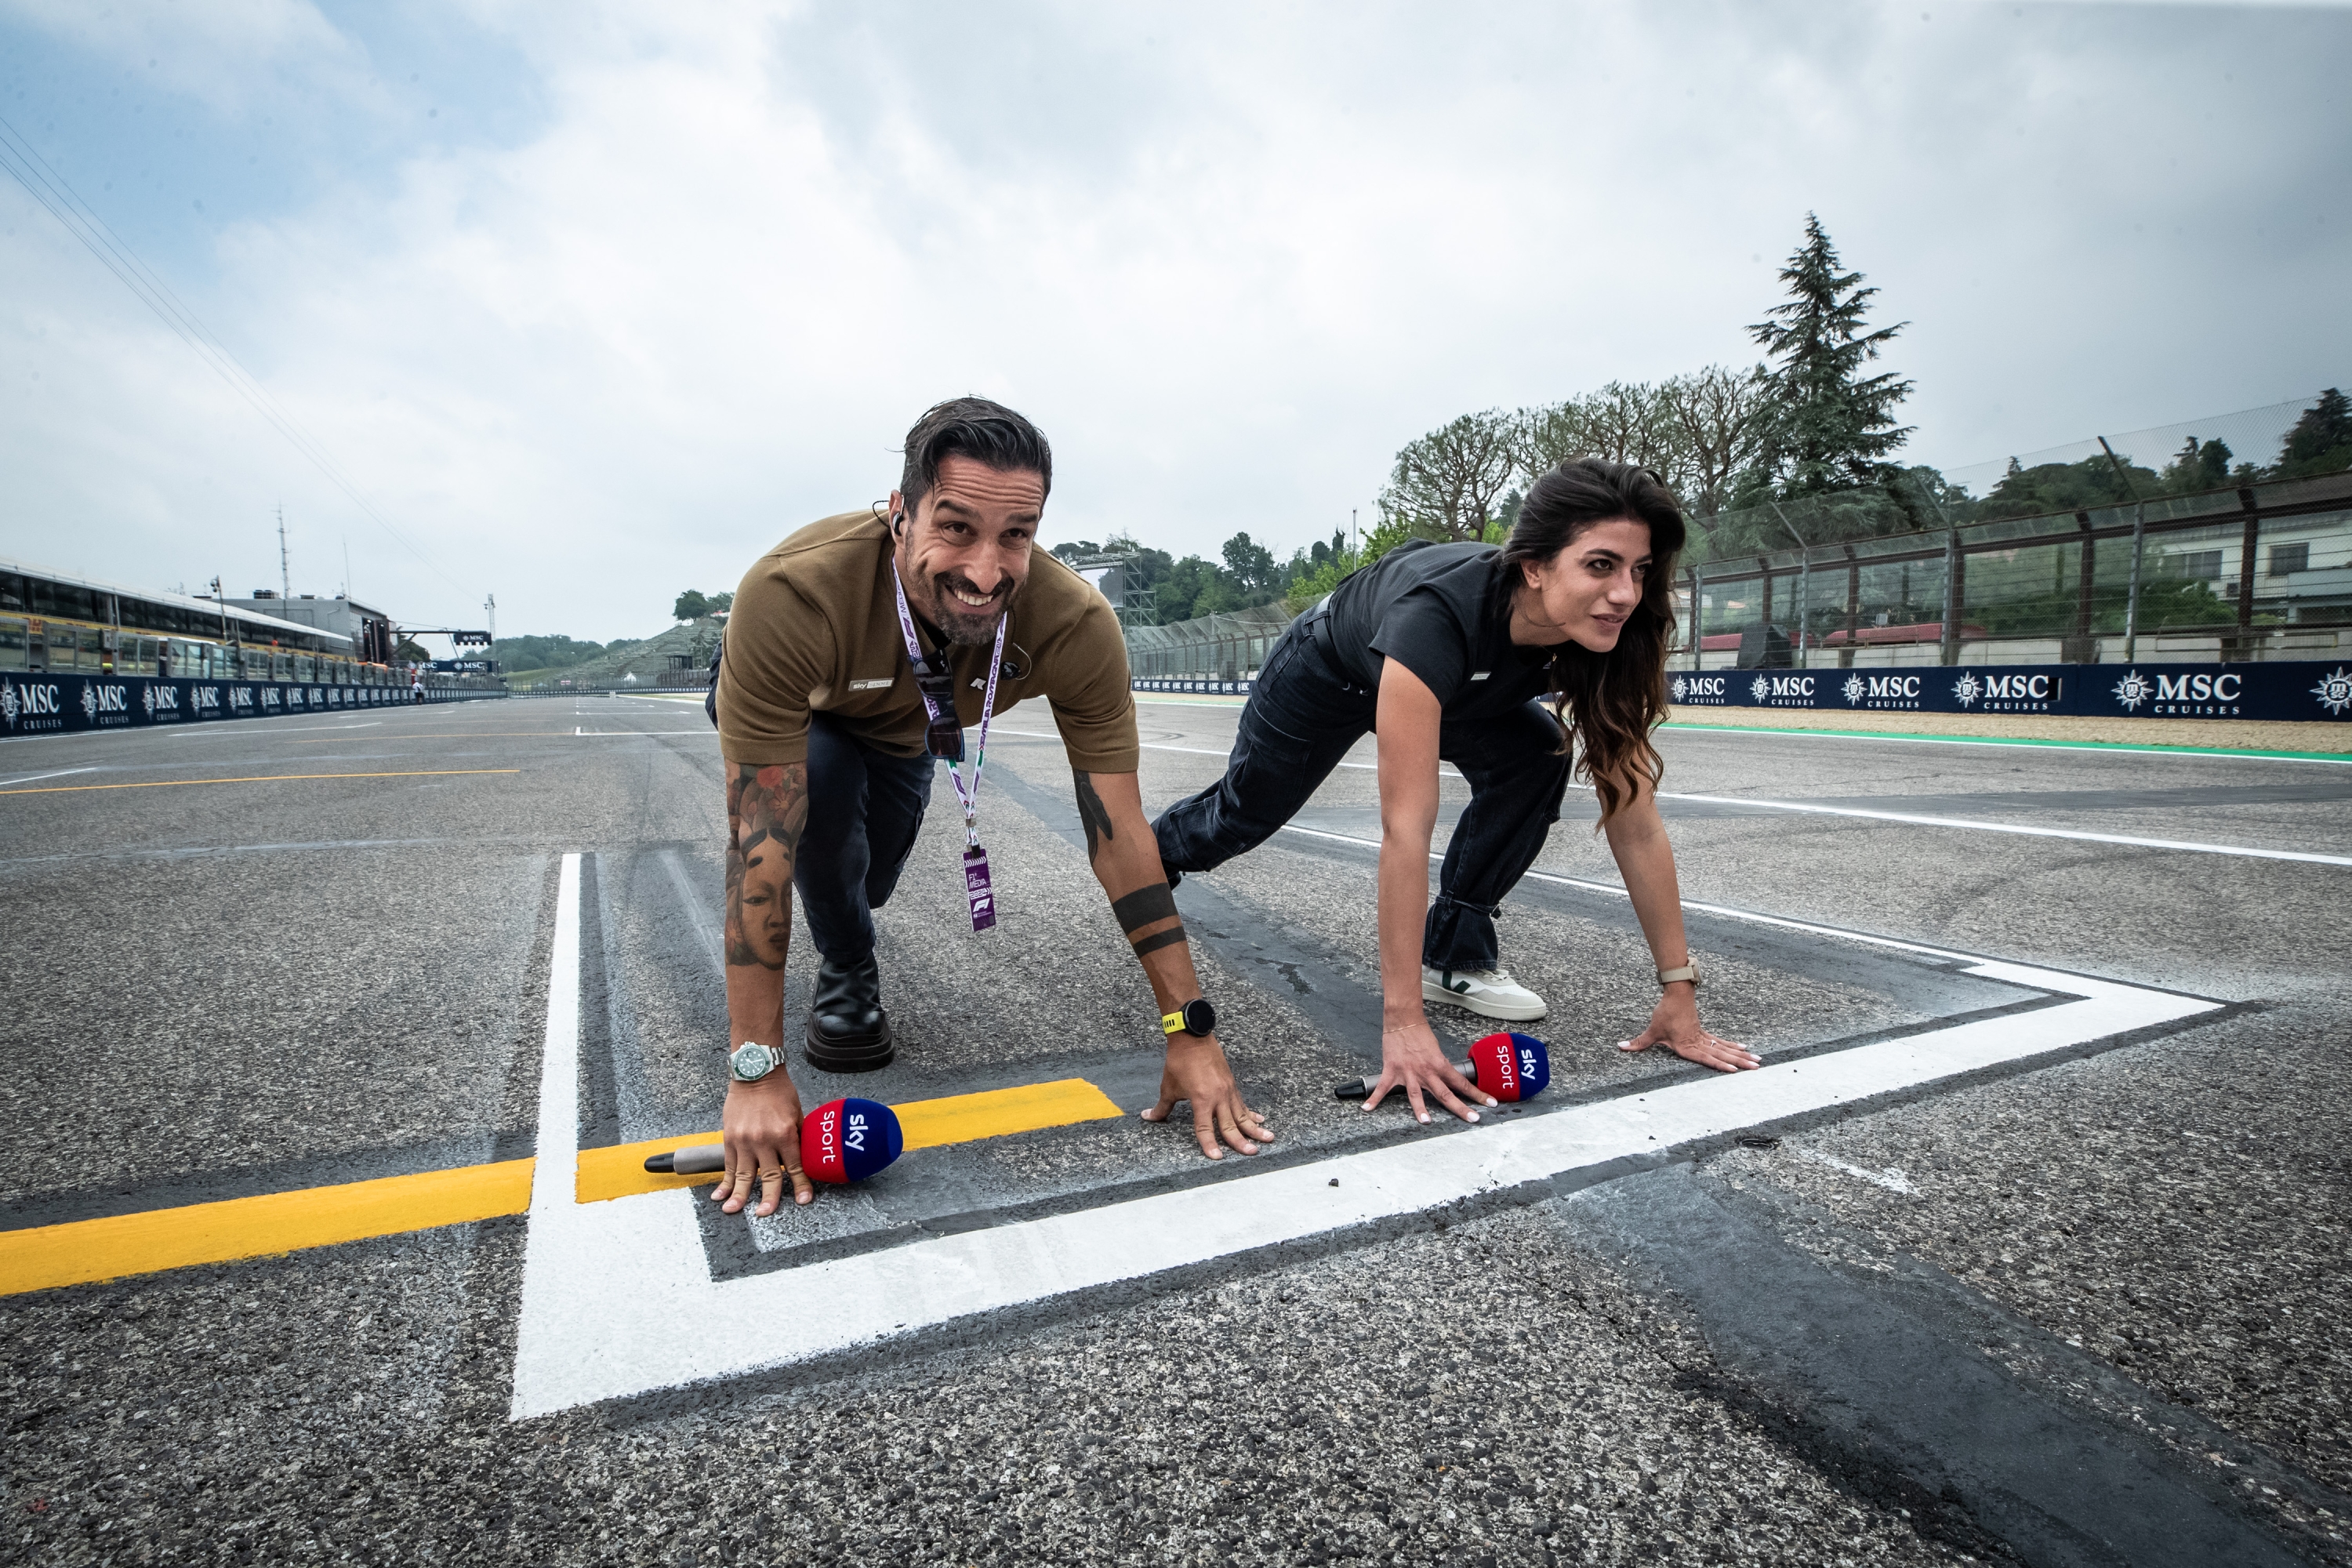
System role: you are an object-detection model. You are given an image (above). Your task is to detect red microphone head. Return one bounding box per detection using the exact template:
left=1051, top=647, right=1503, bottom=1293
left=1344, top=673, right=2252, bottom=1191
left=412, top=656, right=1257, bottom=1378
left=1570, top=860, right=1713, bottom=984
left=1466, top=1033, right=1551, bottom=1102
left=800, top=1098, right=903, bottom=1184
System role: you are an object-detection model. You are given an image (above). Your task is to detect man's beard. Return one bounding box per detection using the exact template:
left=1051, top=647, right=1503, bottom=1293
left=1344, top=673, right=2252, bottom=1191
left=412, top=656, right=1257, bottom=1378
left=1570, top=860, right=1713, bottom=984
left=926, top=572, right=1016, bottom=646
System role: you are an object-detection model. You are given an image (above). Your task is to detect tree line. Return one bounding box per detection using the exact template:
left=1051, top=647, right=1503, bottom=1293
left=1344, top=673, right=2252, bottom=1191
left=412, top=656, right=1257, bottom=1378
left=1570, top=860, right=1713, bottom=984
left=1061, top=215, right=2348, bottom=624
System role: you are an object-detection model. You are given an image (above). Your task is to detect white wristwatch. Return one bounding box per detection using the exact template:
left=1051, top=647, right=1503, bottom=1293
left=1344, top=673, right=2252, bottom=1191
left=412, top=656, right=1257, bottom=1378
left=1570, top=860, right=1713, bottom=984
left=1657, top=964, right=1700, bottom=989
left=728, top=1040, right=782, bottom=1083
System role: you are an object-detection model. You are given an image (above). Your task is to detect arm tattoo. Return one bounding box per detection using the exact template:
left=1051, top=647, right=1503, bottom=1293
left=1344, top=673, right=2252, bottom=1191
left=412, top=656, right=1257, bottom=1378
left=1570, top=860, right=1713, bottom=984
left=1073, top=770, right=1115, bottom=864
left=1110, top=882, right=1178, bottom=935
left=1130, top=926, right=1188, bottom=958
left=724, top=760, right=808, bottom=969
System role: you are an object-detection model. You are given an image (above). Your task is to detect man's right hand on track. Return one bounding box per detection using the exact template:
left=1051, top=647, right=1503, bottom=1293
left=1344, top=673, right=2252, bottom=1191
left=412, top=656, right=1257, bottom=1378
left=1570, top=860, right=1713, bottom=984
left=717, top=1071, right=814, bottom=1215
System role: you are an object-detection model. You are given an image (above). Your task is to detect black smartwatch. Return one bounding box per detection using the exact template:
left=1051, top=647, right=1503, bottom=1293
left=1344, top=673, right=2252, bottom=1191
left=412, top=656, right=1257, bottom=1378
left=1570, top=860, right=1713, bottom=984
left=1160, top=997, right=1217, bottom=1038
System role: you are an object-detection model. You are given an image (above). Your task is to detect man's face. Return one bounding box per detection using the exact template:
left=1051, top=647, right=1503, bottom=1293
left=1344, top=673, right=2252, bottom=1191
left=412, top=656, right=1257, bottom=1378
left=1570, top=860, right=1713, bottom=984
left=890, top=453, right=1044, bottom=646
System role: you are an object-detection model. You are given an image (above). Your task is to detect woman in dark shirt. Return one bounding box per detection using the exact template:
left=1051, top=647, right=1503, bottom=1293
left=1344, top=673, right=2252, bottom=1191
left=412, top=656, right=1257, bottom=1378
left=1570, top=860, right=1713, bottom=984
left=1152, top=459, right=1752, bottom=1123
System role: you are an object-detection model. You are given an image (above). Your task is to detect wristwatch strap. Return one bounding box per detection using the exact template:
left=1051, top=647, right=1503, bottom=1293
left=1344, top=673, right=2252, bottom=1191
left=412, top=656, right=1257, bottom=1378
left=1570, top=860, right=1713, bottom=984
left=1657, top=964, right=1700, bottom=988
left=1161, top=1007, right=1186, bottom=1036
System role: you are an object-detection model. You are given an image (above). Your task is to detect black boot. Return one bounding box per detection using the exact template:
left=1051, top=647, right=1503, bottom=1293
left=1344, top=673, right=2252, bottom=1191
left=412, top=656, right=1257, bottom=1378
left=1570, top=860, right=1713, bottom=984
left=804, top=952, right=895, bottom=1073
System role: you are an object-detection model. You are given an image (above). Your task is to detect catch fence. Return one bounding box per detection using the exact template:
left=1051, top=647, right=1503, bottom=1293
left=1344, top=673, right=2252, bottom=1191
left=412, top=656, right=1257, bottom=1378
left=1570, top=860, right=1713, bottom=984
left=1122, top=604, right=1298, bottom=682
left=1682, top=469, right=2352, bottom=670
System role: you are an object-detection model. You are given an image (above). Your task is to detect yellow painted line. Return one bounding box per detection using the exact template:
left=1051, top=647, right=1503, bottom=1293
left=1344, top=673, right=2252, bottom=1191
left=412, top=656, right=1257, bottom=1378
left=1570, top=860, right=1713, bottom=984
left=573, top=1077, right=1126, bottom=1204
left=898, top=1076, right=1124, bottom=1152
left=0, top=770, right=519, bottom=797
left=2, top=1078, right=1128, bottom=1294
left=0, top=1160, right=535, bottom=1296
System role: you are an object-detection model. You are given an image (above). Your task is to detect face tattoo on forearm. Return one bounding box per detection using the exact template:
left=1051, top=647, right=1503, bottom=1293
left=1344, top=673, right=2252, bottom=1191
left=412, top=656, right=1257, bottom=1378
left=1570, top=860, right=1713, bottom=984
left=724, top=761, right=807, bottom=971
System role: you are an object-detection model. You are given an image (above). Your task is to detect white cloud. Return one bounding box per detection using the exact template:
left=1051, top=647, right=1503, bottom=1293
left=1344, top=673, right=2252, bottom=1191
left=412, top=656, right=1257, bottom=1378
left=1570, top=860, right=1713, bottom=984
left=3, top=0, right=2346, bottom=640
left=0, top=0, right=368, bottom=115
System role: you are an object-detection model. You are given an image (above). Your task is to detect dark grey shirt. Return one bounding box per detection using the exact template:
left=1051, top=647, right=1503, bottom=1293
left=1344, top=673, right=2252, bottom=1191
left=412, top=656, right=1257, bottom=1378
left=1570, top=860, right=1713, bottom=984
left=1319, top=540, right=1563, bottom=718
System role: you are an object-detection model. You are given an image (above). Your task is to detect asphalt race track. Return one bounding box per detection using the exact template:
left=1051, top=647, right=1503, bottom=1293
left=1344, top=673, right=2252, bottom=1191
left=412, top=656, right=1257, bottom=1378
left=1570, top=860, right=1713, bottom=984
left=5, top=692, right=2350, bottom=1567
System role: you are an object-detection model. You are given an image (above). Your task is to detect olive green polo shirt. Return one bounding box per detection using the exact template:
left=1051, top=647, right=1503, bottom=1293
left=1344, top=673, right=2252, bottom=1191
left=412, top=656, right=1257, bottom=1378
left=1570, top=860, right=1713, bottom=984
left=716, top=510, right=1140, bottom=773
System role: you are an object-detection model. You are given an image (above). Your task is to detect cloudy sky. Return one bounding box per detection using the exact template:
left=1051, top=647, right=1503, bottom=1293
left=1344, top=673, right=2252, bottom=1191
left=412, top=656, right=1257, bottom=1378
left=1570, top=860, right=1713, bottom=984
left=2, top=1, right=2345, bottom=642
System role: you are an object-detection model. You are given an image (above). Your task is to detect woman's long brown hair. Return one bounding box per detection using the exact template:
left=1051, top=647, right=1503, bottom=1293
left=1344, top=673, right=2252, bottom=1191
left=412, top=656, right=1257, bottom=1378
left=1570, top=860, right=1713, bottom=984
left=1493, top=459, right=1686, bottom=824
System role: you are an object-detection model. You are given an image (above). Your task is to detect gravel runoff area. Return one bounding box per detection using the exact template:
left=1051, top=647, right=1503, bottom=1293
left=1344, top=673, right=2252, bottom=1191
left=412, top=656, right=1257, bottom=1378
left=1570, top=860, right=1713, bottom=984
left=5, top=691, right=2351, bottom=1567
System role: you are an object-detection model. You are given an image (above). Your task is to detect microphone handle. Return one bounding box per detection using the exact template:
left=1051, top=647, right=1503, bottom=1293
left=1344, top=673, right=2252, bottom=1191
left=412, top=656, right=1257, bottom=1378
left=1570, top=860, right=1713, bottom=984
left=1331, top=1059, right=1475, bottom=1100
left=643, top=1142, right=727, bottom=1174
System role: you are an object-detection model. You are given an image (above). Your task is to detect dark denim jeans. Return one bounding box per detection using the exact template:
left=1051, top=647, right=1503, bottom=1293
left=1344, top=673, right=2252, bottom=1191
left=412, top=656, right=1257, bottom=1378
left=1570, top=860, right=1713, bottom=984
left=796, top=713, right=936, bottom=966
left=1151, top=619, right=1571, bottom=971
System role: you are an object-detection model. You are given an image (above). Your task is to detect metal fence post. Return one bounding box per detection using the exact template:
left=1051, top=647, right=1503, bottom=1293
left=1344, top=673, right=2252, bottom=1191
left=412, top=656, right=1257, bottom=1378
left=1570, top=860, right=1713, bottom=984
left=1769, top=503, right=1809, bottom=669
left=2123, top=501, right=2147, bottom=662
left=2067, top=511, right=2097, bottom=663
left=1939, top=524, right=1961, bottom=664
left=2234, top=486, right=2260, bottom=660
left=1841, top=547, right=1860, bottom=669
left=1688, top=564, right=1704, bottom=670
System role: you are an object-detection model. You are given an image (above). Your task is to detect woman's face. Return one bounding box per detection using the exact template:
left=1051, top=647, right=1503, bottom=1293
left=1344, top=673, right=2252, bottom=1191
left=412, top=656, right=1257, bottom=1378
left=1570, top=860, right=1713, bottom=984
left=1516, top=517, right=1653, bottom=652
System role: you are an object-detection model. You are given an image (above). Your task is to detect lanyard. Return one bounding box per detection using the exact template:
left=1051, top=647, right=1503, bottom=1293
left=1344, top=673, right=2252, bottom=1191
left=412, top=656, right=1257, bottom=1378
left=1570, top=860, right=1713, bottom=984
left=889, top=566, right=1007, bottom=849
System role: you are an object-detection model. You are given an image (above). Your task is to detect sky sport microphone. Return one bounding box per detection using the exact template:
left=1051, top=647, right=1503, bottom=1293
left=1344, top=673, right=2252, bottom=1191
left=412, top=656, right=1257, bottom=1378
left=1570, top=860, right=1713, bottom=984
left=799, top=1097, right=902, bottom=1184
left=641, top=1098, right=905, bottom=1184
left=1331, top=1031, right=1552, bottom=1103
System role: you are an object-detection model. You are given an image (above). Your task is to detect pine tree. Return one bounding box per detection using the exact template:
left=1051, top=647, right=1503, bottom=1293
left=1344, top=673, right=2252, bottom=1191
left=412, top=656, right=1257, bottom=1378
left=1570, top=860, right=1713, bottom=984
left=1748, top=214, right=1915, bottom=498
left=2275, top=388, right=2352, bottom=480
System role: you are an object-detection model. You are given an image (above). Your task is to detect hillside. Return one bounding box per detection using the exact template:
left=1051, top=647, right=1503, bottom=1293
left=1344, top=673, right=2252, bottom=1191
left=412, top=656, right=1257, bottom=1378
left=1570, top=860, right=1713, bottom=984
left=520, top=615, right=725, bottom=687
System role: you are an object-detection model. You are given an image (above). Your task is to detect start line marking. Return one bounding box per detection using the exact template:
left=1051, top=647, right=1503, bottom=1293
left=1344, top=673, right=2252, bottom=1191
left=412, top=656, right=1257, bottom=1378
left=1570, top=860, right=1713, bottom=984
left=509, top=853, right=2225, bottom=1419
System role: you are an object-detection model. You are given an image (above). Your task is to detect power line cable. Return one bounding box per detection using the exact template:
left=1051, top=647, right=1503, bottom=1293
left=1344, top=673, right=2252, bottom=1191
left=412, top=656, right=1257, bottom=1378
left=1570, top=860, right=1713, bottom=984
left=0, top=111, right=473, bottom=606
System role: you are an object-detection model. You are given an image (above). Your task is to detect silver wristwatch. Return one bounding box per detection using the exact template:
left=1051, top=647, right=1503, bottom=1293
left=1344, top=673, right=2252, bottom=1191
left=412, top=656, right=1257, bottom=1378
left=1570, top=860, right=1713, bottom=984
left=728, top=1040, right=782, bottom=1083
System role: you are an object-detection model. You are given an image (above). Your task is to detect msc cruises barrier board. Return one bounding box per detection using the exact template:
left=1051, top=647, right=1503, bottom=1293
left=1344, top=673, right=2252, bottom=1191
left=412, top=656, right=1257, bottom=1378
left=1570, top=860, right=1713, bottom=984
left=0, top=674, right=502, bottom=736
left=1138, top=661, right=2352, bottom=723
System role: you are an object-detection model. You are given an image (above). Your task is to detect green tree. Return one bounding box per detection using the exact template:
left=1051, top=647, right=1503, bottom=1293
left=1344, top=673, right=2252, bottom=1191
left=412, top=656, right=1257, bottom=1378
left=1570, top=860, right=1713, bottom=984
left=1658, top=365, right=1777, bottom=521
left=2159, top=437, right=2234, bottom=495
left=492, top=633, right=608, bottom=671
left=1748, top=214, right=1915, bottom=498
left=1976, top=454, right=2159, bottom=521
left=673, top=590, right=710, bottom=621
left=1221, top=532, right=1279, bottom=594
left=2274, top=388, right=2352, bottom=480
left=1382, top=411, right=1518, bottom=543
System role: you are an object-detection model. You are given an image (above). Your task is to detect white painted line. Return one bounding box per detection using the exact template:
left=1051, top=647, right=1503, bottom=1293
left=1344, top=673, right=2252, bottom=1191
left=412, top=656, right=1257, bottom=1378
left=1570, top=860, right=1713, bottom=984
left=1010, top=724, right=2347, bottom=868
left=992, top=727, right=1460, bottom=778
left=506, top=844, right=2222, bottom=1418
left=168, top=721, right=383, bottom=739
left=1796, top=1145, right=1915, bottom=1195
left=0, top=766, right=97, bottom=787
left=1281, top=819, right=2209, bottom=964
left=1654, top=789, right=2352, bottom=868
left=1664, top=723, right=2352, bottom=768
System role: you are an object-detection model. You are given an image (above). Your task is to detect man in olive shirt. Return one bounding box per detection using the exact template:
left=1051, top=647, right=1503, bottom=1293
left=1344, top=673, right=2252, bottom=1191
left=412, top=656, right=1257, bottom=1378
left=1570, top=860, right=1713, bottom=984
left=713, top=397, right=1272, bottom=1215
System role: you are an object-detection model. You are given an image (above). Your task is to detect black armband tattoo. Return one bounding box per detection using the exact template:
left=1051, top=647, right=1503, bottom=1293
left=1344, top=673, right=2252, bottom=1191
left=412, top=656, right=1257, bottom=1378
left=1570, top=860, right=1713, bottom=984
left=1110, top=882, right=1179, bottom=935
left=1130, top=925, right=1188, bottom=958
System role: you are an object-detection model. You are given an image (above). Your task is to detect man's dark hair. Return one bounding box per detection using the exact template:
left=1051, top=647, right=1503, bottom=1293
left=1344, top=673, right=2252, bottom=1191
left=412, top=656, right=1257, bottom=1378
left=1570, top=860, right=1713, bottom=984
left=898, top=397, right=1053, bottom=516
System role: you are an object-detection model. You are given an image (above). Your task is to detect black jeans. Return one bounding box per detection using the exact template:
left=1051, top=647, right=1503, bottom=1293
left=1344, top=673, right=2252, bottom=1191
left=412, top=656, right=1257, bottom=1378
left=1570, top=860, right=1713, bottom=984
left=1152, top=619, right=1571, bottom=971
left=796, top=714, right=936, bottom=966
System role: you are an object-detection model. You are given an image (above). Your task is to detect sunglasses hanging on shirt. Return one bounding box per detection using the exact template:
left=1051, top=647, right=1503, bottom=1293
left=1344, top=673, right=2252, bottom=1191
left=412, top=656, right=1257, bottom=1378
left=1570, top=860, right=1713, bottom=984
left=912, top=660, right=965, bottom=761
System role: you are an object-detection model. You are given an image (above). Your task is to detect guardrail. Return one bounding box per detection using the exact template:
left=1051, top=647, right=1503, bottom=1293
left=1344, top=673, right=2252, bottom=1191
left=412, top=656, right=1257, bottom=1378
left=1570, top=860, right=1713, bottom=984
left=0, top=674, right=503, bottom=737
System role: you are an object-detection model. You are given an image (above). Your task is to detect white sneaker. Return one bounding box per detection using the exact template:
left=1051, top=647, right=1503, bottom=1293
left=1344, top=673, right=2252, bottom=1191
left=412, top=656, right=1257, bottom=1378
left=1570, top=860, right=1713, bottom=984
left=1422, top=964, right=1548, bottom=1022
